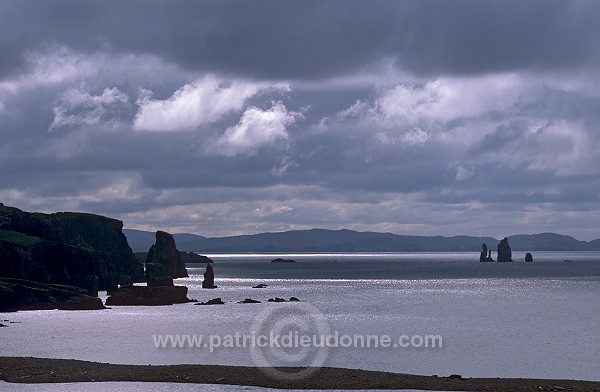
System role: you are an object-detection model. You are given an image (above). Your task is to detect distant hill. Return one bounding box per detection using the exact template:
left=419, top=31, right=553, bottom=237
left=507, top=233, right=600, bottom=251
left=124, top=228, right=600, bottom=253
left=123, top=229, right=205, bottom=252
left=174, top=229, right=499, bottom=253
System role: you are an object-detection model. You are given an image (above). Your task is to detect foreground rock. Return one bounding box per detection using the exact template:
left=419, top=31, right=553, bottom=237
left=0, top=277, right=105, bottom=312
left=107, top=230, right=195, bottom=306
left=195, top=297, right=225, bottom=305
left=105, top=286, right=191, bottom=306
left=0, top=203, right=143, bottom=293
left=497, top=237, right=513, bottom=262
left=145, top=231, right=188, bottom=279
left=268, top=297, right=300, bottom=302
left=238, top=298, right=261, bottom=303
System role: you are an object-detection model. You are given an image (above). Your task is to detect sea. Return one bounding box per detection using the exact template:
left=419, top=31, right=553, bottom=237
left=1, top=252, right=599, bottom=391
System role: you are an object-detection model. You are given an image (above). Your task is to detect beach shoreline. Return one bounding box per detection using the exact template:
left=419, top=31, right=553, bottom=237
left=1, top=357, right=599, bottom=392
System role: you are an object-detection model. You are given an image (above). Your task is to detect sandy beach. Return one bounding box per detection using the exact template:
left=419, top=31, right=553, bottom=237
left=1, top=357, right=599, bottom=392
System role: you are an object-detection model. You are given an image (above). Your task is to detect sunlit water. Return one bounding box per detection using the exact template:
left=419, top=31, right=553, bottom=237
left=1, top=252, right=599, bottom=385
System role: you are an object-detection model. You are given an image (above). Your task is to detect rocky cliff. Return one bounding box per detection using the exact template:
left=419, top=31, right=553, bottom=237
left=145, top=231, right=188, bottom=279
left=0, top=277, right=105, bottom=312
left=0, top=203, right=143, bottom=292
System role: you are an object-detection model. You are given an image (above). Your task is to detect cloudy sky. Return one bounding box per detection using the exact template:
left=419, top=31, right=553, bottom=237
left=2, top=1, right=600, bottom=240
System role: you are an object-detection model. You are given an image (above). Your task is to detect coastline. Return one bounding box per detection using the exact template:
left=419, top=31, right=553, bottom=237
left=1, top=357, right=599, bottom=392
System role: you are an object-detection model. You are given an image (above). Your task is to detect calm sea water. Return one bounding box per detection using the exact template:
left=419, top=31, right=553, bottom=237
left=1, top=252, right=599, bottom=385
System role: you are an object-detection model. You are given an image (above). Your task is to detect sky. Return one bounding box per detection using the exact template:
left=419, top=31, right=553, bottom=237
left=1, top=0, right=600, bottom=240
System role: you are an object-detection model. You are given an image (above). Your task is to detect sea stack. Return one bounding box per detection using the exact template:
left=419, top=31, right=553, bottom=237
left=106, top=230, right=192, bottom=305
left=479, top=243, right=487, bottom=262
left=202, top=263, right=217, bottom=288
left=525, top=253, right=533, bottom=262
left=145, top=231, right=188, bottom=279
left=479, top=243, right=494, bottom=262
left=497, top=237, right=513, bottom=262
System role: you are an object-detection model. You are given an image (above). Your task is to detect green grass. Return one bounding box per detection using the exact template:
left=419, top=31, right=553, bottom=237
left=0, top=230, right=43, bottom=246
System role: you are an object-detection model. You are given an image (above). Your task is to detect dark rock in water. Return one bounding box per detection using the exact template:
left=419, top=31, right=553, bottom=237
left=136, top=251, right=213, bottom=265
left=195, top=297, right=225, bottom=305
left=289, top=297, right=300, bottom=302
left=145, top=231, right=188, bottom=279
left=479, top=243, right=494, bottom=262
left=179, top=251, right=214, bottom=264
left=252, top=283, right=268, bottom=288
left=202, top=263, right=217, bottom=289
left=525, top=253, right=533, bottom=262
left=0, top=277, right=106, bottom=311
left=145, top=263, right=174, bottom=287
left=0, top=323, right=6, bottom=327
left=268, top=297, right=287, bottom=302
left=271, top=258, right=296, bottom=263
left=497, top=237, right=513, bottom=262
left=238, top=298, right=261, bottom=303
left=0, top=204, right=144, bottom=292
left=479, top=243, right=488, bottom=262
left=105, top=285, right=191, bottom=306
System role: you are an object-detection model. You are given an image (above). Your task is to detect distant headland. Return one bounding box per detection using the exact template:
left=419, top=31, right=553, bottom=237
left=125, top=227, right=600, bottom=253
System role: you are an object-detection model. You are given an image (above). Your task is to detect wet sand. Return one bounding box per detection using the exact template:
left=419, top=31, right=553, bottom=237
left=1, top=357, right=599, bottom=391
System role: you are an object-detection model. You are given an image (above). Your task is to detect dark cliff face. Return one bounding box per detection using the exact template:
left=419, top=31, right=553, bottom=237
left=145, top=231, right=188, bottom=279
left=0, top=203, right=143, bottom=291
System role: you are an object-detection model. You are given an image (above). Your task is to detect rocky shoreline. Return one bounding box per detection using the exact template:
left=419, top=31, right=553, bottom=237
left=0, top=357, right=599, bottom=391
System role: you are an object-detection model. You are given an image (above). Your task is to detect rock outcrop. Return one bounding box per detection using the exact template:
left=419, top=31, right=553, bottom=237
left=0, top=203, right=143, bottom=293
left=135, top=251, right=213, bottom=265
left=194, top=297, right=224, bottom=305
left=202, top=263, right=216, bottom=288
left=105, top=286, right=191, bottom=306
left=271, top=258, right=296, bottom=263
left=497, top=237, right=513, bottom=262
left=479, top=243, right=495, bottom=262
left=145, top=262, right=173, bottom=287
left=145, top=231, right=188, bottom=279
left=525, top=253, right=533, bottom=262
left=106, top=230, right=193, bottom=305
left=238, top=298, right=261, bottom=303
left=0, top=277, right=106, bottom=311
left=179, top=252, right=213, bottom=264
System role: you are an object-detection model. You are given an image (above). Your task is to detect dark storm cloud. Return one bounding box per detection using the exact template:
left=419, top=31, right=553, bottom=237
left=2, top=1, right=599, bottom=80
left=2, top=0, right=600, bottom=239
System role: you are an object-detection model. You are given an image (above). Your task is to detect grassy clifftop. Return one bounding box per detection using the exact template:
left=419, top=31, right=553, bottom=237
left=0, top=230, right=43, bottom=246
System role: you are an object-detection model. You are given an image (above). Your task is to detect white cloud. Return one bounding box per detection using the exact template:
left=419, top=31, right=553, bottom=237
left=400, top=127, right=430, bottom=145
left=218, top=101, right=300, bottom=156
left=49, top=86, right=130, bottom=131
left=0, top=45, right=91, bottom=95
left=133, top=75, right=289, bottom=132
left=370, top=74, right=525, bottom=125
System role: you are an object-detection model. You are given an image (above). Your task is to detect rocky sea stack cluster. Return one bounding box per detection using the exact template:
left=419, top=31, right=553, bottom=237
left=106, top=231, right=192, bottom=306
left=479, top=237, right=521, bottom=262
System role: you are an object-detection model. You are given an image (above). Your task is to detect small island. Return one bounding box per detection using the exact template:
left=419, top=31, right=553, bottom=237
left=271, top=258, right=296, bottom=263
